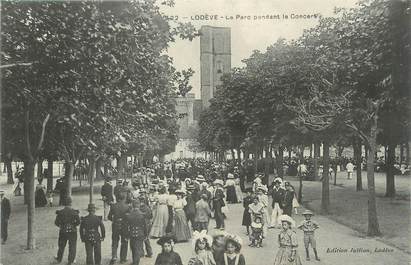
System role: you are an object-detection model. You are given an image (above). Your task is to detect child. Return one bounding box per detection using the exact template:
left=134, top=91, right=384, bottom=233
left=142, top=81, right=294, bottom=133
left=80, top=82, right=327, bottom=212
left=248, top=196, right=264, bottom=222
left=47, top=190, right=54, bottom=207
left=241, top=189, right=253, bottom=235
left=155, top=236, right=183, bottom=265
left=298, top=210, right=320, bottom=261
left=274, top=215, right=302, bottom=265
left=249, top=216, right=263, bottom=248
left=194, top=194, right=212, bottom=232
left=218, top=234, right=245, bottom=265
left=190, top=230, right=216, bottom=265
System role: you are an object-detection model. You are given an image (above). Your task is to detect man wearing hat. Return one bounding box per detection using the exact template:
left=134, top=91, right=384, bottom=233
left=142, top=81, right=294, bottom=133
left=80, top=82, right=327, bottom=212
left=282, top=181, right=295, bottom=217
left=80, top=204, right=105, bottom=265
left=0, top=190, right=11, bottom=244
left=139, top=193, right=153, bottom=258
left=101, top=177, right=114, bottom=221
left=212, top=180, right=225, bottom=230
left=114, top=179, right=124, bottom=201
left=298, top=210, right=320, bottom=261
left=108, top=193, right=130, bottom=264
left=269, top=178, right=285, bottom=228
left=54, top=196, right=80, bottom=265
left=125, top=199, right=147, bottom=265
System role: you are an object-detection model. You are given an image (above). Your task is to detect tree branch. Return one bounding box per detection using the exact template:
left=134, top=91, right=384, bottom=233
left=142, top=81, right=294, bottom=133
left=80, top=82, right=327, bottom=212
left=35, top=113, right=50, bottom=155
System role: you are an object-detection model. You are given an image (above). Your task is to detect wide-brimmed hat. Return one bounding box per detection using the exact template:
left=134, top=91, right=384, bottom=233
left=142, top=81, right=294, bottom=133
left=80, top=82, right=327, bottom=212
left=257, top=185, right=268, bottom=193
left=227, top=173, right=234, bottom=179
left=186, top=184, right=195, bottom=190
left=253, top=177, right=262, bottom=183
left=225, top=234, right=243, bottom=251
left=274, top=177, right=283, bottom=184
left=185, top=178, right=192, bottom=184
left=213, top=179, right=224, bottom=186
left=278, top=214, right=296, bottom=228
left=192, top=230, right=213, bottom=249
left=302, top=210, right=314, bottom=216
left=175, top=189, right=186, bottom=195
left=157, top=235, right=176, bottom=246
left=87, top=204, right=96, bottom=211
left=196, top=175, right=206, bottom=182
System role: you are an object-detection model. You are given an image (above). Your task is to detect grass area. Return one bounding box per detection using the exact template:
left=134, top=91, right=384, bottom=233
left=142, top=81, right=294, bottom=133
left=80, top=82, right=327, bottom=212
left=285, top=172, right=410, bottom=253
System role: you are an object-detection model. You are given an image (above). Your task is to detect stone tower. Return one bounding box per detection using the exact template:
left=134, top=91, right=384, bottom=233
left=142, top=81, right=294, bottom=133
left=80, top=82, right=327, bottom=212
left=200, top=26, right=231, bottom=108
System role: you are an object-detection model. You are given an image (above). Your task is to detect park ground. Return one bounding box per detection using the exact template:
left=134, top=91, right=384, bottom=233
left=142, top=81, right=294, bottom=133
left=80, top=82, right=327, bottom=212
left=0, top=170, right=409, bottom=265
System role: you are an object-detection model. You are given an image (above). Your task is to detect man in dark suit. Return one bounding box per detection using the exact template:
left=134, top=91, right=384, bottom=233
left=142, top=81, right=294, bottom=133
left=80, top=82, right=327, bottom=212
left=108, top=193, right=130, bottom=264
left=0, top=190, right=11, bottom=244
left=55, top=196, right=80, bottom=265
left=80, top=204, right=105, bottom=265
left=101, top=177, right=114, bottom=220
left=125, top=199, right=147, bottom=265
left=282, top=181, right=295, bottom=216
left=269, top=178, right=285, bottom=228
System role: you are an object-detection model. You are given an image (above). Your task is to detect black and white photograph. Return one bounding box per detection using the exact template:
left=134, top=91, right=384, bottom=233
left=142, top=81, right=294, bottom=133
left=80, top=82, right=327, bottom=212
left=0, top=0, right=410, bottom=264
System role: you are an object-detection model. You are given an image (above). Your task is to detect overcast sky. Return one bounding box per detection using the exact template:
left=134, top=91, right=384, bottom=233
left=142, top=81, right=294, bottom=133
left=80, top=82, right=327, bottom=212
left=161, top=0, right=359, bottom=98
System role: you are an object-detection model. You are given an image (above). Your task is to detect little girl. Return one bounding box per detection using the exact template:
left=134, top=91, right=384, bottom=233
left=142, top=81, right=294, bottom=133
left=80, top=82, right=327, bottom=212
left=217, top=234, right=245, bottom=265
left=189, top=230, right=216, bottom=265
left=274, top=215, right=302, bottom=265
left=249, top=216, right=263, bottom=248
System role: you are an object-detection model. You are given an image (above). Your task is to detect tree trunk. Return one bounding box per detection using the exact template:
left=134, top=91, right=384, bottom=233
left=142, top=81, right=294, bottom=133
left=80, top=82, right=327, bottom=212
left=65, top=161, right=75, bottom=198
left=88, top=157, right=96, bottom=204
left=277, top=146, right=284, bottom=178
left=353, top=139, right=363, bottom=191
left=321, top=141, right=330, bottom=214
left=364, top=145, right=369, bottom=171
left=24, top=164, right=29, bottom=205
left=309, top=144, right=313, bottom=158
left=96, top=158, right=103, bottom=180
left=366, top=117, right=381, bottom=236
left=47, top=160, right=54, bottom=192
left=237, top=148, right=242, bottom=164
left=37, top=158, right=43, bottom=184
left=313, top=142, right=320, bottom=180
left=230, top=149, right=235, bottom=160
left=399, top=143, right=404, bottom=166
left=5, top=157, right=13, bottom=184
left=25, top=159, right=36, bottom=249
left=406, top=141, right=410, bottom=165
left=288, top=149, right=292, bottom=162
left=385, top=142, right=396, bottom=197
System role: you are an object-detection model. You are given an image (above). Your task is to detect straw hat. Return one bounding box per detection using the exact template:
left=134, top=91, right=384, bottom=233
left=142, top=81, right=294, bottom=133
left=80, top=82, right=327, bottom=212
left=302, top=210, right=314, bottom=216
left=175, top=189, right=186, bottom=195
left=227, top=173, right=234, bottom=179
left=157, top=235, right=176, bottom=246
left=274, top=177, right=283, bottom=184
left=196, top=175, right=206, bottom=182
left=278, top=214, right=296, bottom=228
left=213, top=179, right=224, bottom=186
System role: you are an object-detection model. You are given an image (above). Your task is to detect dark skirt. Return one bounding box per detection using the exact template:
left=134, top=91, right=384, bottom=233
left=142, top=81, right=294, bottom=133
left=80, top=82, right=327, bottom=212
left=242, top=210, right=251, bottom=226
left=35, top=189, right=47, bottom=207
left=226, top=186, right=238, bottom=203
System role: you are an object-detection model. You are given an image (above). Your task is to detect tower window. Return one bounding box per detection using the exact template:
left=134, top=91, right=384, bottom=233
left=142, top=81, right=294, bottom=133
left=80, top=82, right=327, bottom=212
left=216, top=61, right=223, bottom=74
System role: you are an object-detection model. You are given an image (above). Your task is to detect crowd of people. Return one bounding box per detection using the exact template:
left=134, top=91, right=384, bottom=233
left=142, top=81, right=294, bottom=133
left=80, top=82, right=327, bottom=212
left=50, top=158, right=318, bottom=265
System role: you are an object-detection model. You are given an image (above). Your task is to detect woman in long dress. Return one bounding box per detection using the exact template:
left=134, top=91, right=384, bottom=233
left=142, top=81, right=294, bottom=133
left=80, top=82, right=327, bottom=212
left=225, top=174, right=237, bottom=204
left=234, top=178, right=243, bottom=203
left=150, top=186, right=169, bottom=238
left=273, top=215, right=302, bottom=265
left=173, top=190, right=192, bottom=242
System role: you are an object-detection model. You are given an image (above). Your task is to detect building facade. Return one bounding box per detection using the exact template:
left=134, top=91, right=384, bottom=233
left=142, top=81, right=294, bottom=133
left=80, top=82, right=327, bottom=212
left=200, top=26, right=231, bottom=108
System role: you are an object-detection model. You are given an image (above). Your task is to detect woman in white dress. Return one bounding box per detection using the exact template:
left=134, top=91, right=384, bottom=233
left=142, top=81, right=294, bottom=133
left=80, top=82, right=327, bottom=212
left=150, top=186, right=169, bottom=238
